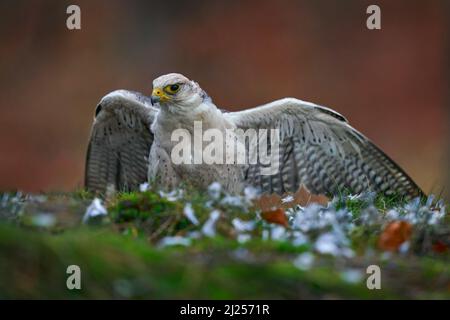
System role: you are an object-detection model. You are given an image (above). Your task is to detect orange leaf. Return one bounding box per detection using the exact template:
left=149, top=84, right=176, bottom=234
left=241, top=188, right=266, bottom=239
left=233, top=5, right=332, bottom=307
left=295, top=185, right=329, bottom=207
left=378, top=221, right=413, bottom=252
left=261, top=208, right=289, bottom=227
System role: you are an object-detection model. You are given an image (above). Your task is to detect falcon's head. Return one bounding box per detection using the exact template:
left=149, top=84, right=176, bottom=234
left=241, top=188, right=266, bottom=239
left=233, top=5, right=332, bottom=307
left=151, top=73, right=208, bottom=110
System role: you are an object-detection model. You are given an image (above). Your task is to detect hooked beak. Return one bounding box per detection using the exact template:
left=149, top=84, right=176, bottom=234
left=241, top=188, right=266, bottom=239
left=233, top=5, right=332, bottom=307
left=151, top=88, right=169, bottom=105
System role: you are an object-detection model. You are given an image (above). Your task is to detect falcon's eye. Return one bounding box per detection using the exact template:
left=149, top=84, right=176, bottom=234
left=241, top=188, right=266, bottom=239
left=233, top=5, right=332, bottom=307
left=164, top=84, right=180, bottom=94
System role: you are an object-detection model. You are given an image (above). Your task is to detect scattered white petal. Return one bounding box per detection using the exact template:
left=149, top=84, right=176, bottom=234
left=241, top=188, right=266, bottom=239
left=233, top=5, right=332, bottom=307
left=340, top=269, right=363, bottom=284
left=187, top=231, right=202, bottom=239
left=399, top=241, right=410, bottom=254
left=386, top=209, right=399, bottom=220
left=83, top=198, right=107, bottom=223
left=31, top=213, right=56, bottom=228
left=281, top=195, right=294, bottom=203
left=158, top=236, right=191, bottom=247
left=291, top=203, right=325, bottom=232
left=292, top=231, right=309, bottom=246
left=159, top=189, right=183, bottom=201
left=232, top=218, right=255, bottom=232
left=348, top=194, right=361, bottom=200
left=293, top=252, right=315, bottom=270
left=221, top=195, right=243, bottom=207
left=28, top=195, right=47, bottom=203
left=341, top=248, right=356, bottom=258
left=139, top=182, right=149, bottom=192
left=315, top=233, right=339, bottom=256
left=208, top=182, right=222, bottom=200
left=270, top=225, right=287, bottom=241
left=202, top=210, right=221, bottom=237
left=237, top=234, right=251, bottom=243
left=244, top=186, right=260, bottom=202
left=405, top=197, right=421, bottom=212
left=183, top=203, right=199, bottom=225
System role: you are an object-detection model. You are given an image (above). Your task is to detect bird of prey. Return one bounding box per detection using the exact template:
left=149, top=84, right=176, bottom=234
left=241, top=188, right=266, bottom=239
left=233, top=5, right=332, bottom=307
left=85, top=73, right=423, bottom=198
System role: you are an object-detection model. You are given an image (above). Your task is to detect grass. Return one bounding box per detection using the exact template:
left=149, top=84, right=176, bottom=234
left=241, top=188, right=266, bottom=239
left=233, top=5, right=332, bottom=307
left=0, top=187, right=448, bottom=299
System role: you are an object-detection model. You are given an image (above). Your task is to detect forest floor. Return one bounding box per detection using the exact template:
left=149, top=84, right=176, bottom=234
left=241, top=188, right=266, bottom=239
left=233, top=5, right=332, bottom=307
left=0, top=185, right=449, bottom=299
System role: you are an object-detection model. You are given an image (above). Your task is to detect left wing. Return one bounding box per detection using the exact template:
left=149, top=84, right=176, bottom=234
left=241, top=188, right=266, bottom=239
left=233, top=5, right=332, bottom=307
left=85, top=90, right=157, bottom=194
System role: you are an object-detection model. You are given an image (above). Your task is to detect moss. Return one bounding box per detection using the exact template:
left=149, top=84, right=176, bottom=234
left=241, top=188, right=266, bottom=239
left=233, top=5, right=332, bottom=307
left=0, top=188, right=448, bottom=299
left=110, top=191, right=179, bottom=222
left=0, top=224, right=400, bottom=299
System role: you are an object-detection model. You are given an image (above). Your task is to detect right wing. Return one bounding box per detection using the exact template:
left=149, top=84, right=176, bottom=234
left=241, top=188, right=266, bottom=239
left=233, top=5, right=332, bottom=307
left=85, top=90, right=157, bottom=194
left=225, top=98, right=423, bottom=198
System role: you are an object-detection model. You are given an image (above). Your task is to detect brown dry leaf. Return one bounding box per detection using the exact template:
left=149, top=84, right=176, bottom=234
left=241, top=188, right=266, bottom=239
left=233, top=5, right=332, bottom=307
left=256, top=194, right=281, bottom=212
left=378, top=221, right=413, bottom=251
left=295, top=185, right=329, bottom=207
left=261, top=208, right=289, bottom=227
left=255, top=185, right=329, bottom=212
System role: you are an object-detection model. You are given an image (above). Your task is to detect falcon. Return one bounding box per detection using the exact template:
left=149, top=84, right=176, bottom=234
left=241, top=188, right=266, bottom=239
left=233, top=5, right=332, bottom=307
left=85, top=73, right=423, bottom=198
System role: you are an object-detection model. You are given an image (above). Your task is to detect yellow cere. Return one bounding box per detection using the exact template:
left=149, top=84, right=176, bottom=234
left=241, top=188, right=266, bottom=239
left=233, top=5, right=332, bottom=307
left=152, top=88, right=170, bottom=102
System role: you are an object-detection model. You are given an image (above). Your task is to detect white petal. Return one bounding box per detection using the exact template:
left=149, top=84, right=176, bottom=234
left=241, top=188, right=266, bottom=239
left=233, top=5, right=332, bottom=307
left=202, top=210, right=221, bottom=237
left=183, top=203, right=199, bottom=225
left=83, top=198, right=107, bottom=223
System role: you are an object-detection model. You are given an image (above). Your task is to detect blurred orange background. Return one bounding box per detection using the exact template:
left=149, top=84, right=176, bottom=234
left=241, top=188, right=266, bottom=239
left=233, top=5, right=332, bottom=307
left=0, top=0, right=448, bottom=197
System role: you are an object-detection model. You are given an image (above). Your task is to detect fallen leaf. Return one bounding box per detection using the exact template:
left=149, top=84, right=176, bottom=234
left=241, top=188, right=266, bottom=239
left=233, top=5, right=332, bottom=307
left=255, top=185, right=329, bottom=212
left=432, top=241, right=448, bottom=253
left=261, top=208, right=289, bottom=227
left=295, top=185, right=329, bottom=207
left=378, top=221, right=413, bottom=252
left=256, top=194, right=280, bottom=212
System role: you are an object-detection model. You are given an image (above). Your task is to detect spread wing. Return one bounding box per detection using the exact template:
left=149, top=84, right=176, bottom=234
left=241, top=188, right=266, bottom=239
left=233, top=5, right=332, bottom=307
left=224, top=98, right=424, bottom=198
left=85, top=90, right=157, bottom=194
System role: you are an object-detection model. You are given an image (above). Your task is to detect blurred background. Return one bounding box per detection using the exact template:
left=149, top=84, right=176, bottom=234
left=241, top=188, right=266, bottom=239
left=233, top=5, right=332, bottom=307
left=0, top=0, right=448, bottom=198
